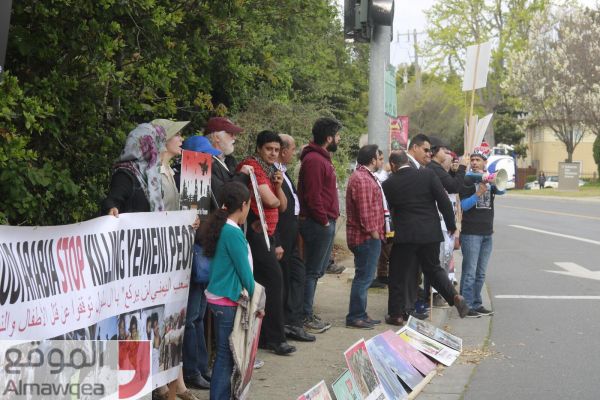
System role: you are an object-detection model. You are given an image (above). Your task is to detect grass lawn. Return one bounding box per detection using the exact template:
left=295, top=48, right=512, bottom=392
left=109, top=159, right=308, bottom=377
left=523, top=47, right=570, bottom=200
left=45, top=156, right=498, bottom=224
left=510, top=182, right=600, bottom=198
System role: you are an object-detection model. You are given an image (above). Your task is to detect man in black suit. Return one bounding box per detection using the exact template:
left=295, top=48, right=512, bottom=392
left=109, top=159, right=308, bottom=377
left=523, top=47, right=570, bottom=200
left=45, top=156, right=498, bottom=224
left=275, top=134, right=316, bottom=342
left=406, top=133, right=432, bottom=169
left=382, top=150, right=469, bottom=325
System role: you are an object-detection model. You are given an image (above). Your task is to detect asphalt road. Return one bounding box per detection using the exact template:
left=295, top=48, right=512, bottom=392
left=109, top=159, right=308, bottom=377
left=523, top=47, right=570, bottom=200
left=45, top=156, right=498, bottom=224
left=463, top=194, right=600, bottom=400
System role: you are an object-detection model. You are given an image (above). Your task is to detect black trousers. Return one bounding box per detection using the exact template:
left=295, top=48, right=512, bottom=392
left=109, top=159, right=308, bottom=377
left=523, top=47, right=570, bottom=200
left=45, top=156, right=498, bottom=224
left=247, top=228, right=286, bottom=344
left=278, top=216, right=306, bottom=327
left=388, top=242, right=457, bottom=317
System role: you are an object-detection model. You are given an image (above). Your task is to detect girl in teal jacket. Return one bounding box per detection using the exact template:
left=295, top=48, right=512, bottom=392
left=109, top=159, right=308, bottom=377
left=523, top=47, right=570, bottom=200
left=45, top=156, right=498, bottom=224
left=200, top=182, right=257, bottom=400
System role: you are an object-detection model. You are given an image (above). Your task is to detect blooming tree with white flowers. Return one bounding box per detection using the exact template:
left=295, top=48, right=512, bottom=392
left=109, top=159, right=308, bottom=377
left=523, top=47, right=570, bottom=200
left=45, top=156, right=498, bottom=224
left=505, top=5, right=600, bottom=162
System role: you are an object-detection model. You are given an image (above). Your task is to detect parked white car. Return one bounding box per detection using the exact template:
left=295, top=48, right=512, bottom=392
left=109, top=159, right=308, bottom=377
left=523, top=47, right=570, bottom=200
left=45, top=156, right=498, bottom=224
left=544, top=176, right=559, bottom=188
left=524, top=180, right=540, bottom=190
left=543, top=176, right=585, bottom=188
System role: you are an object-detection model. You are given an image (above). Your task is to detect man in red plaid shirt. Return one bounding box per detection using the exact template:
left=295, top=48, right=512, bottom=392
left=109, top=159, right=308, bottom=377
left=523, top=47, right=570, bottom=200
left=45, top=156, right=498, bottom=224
left=345, top=144, right=386, bottom=329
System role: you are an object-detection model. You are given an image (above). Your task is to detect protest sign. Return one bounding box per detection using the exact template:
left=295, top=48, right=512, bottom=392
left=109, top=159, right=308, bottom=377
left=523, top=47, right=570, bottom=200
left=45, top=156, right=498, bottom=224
left=406, top=316, right=462, bottom=352
left=180, top=149, right=213, bottom=220
left=365, top=336, right=410, bottom=399
left=249, top=170, right=270, bottom=251
left=0, top=210, right=196, bottom=389
left=297, top=380, right=333, bottom=400
left=332, top=369, right=362, bottom=400
left=397, top=326, right=460, bottom=367
left=344, top=339, right=387, bottom=400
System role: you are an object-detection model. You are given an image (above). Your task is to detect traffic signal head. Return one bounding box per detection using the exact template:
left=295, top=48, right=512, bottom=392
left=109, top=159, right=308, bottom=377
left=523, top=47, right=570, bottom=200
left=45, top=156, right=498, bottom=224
left=344, top=0, right=394, bottom=43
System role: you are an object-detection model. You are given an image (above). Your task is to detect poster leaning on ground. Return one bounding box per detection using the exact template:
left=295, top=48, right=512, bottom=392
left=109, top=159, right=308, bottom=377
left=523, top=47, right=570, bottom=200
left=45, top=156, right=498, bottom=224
left=406, top=316, right=462, bottom=352
left=0, top=210, right=197, bottom=392
left=397, top=325, right=460, bottom=366
left=332, top=369, right=362, bottom=400
left=297, top=380, right=333, bottom=400
left=343, top=339, right=387, bottom=400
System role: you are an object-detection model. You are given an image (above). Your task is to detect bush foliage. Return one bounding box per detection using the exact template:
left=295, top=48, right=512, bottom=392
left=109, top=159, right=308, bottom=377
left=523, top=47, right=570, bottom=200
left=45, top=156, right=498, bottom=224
left=1, top=0, right=369, bottom=225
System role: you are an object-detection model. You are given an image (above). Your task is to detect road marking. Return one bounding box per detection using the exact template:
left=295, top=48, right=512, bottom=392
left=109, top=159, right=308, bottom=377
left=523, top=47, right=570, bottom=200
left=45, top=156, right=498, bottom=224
left=496, top=295, right=600, bottom=300
left=499, top=205, right=600, bottom=221
left=509, top=225, right=600, bottom=246
left=546, top=262, right=600, bottom=281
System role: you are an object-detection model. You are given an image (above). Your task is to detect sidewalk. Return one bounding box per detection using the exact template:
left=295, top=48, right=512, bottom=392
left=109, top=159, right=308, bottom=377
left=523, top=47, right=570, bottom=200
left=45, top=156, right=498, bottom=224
left=191, top=235, right=492, bottom=399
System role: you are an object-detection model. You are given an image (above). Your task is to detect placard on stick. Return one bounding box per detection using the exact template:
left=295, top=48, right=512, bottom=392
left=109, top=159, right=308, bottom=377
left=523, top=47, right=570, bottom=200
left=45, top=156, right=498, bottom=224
left=180, top=149, right=212, bottom=220
left=249, top=170, right=270, bottom=251
left=462, top=42, right=492, bottom=92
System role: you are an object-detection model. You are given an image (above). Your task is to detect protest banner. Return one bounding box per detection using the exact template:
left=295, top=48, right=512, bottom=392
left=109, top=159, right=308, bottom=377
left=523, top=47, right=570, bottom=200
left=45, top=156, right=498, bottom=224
left=0, top=210, right=197, bottom=390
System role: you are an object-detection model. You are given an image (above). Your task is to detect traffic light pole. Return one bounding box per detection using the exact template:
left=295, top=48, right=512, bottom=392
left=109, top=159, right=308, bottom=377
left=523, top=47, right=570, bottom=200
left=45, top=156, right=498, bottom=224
left=0, top=0, right=12, bottom=77
left=368, top=25, right=392, bottom=159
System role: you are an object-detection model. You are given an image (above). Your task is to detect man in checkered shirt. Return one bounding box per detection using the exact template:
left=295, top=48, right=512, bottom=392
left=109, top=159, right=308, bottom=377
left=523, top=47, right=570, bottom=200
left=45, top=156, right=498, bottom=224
left=345, top=144, right=386, bottom=330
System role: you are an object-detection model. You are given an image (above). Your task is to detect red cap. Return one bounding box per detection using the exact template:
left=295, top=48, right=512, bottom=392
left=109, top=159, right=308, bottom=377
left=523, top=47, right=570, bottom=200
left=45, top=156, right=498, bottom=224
left=204, top=117, right=243, bottom=135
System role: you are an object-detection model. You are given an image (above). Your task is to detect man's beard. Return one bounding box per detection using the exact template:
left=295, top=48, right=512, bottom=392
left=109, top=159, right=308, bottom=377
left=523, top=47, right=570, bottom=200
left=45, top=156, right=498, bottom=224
left=326, top=142, right=338, bottom=153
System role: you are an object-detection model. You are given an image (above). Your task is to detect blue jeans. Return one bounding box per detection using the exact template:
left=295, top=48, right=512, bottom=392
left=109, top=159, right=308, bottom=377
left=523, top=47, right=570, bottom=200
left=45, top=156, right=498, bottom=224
left=208, top=303, right=237, bottom=400
left=299, top=218, right=336, bottom=318
left=182, top=282, right=209, bottom=379
left=460, top=234, right=493, bottom=309
left=347, top=239, right=381, bottom=323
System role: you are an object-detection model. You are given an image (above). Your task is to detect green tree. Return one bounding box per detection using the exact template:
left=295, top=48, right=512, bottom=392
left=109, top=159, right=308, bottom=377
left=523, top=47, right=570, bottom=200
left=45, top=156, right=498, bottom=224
left=1, top=0, right=369, bottom=225
left=493, top=103, right=525, bottom=145
left=423, top=0, right=549, bottom=147
left=397, top=71, right=467, bottom=152
left=593, top=135, right=600, bottom=179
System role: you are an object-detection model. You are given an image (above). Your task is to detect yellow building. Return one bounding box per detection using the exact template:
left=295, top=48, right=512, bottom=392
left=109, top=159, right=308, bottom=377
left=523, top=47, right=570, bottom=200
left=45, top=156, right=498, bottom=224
left=518, top=126, right=598, bottom=179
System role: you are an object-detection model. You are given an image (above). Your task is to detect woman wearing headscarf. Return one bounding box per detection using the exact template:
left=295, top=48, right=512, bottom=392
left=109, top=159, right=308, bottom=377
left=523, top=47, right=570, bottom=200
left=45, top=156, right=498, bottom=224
left=101, top=122, right=167, bottom=216
left=102, top=120, right=199, bottom=400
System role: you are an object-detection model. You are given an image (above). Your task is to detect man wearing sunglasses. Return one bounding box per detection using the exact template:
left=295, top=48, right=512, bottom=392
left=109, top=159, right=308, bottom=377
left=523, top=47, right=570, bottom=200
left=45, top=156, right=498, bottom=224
left=407, top=133, right=433, bottom=169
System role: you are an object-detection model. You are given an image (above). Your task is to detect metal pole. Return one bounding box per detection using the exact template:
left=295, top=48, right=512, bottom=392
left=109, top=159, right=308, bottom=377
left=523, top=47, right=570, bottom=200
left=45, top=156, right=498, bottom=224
left=0, top=0, right=13, bottom=76
left=368, top=24, right=391, bottom=158
left=413, top=29, right=421, bottom=90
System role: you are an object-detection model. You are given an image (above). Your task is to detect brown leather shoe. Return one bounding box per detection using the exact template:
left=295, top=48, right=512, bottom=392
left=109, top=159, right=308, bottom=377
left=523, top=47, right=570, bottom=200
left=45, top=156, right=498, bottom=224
left=384, top=314, right=405, bottom=326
